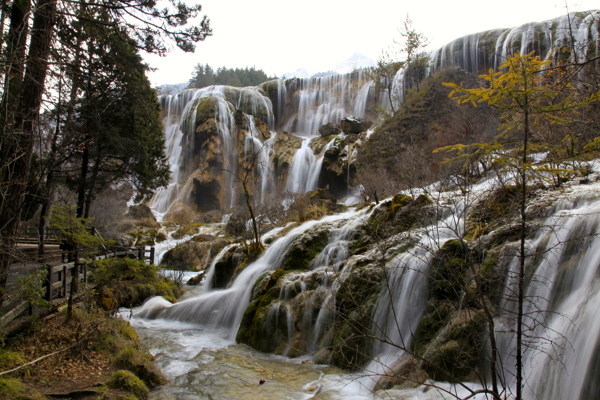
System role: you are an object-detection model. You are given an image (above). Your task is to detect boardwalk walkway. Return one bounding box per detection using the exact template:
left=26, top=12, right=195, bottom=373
left=0, top=243, right=154, bottom=334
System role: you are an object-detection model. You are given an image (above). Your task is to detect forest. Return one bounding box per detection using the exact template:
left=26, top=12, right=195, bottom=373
left=189, top=64, right=275, bottom=88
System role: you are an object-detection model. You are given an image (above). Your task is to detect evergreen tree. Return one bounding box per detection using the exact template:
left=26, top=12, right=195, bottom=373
left=0, top=0, right=211, bottom=301
left=189, top=64, right=273, bottom=88
left=64, top=11, right=170, bottom=217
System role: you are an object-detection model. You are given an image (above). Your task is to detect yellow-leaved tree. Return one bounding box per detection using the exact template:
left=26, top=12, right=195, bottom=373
left=435, top=51, right=599, bottom=400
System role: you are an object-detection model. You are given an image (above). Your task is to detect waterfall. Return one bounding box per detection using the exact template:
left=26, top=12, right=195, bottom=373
left=494, top=194, right=600, bottom=400
left=138, top=179, right=600, bottom=398
left=285, top=138, right=317, bottom=193
left=149, top=71, right=377, bottom=216
left=136, top=211, right=359, bottom=339
left=282, top=71, right=373, bottom=137
left=243, top=115, right=276, bottom=203
left=134, top=11, right=600, bottom=399
left=428, top=11, right=600, bottom=75
left=149, top=90, right=199, bottom=218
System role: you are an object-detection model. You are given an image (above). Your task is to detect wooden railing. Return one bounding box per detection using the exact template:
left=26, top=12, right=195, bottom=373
left=0, top=246, right=155, bottom=332
left=16, top=226, right=62, bottom=244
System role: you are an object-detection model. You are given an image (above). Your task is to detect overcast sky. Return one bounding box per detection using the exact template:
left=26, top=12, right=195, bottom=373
left=144, top=0, right=597, bottom=86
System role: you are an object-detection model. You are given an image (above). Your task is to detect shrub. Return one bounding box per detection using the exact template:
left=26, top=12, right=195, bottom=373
left=108, top=370, right=149, bottom=400
left=90, top=258, right=181, bottom=309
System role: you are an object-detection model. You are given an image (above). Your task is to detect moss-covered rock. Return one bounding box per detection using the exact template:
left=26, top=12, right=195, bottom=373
left=113, top=346, right=167, bottom=388
left=374, top=355, right=428, bottom=391
left=236, top=269, right=288, bottom=352
left=319, top=122, right=342, bottom=137
left=429, top=239, right=470, bottom=301
left=160, top=239, right=228, bottom=271
left=90, top=258, right=182, bottom=309
left=186, top=273, right=204, bottom=285
left=365, top=194, right=433, bottom=238
left=420, top=309, right=486, bottom=382
left=108, top=370, right=150, bottom=400
left=411, top=299, right=456, bottom=356
left=466, top=185, right=530, bottom=239
left=331, top=262, right=384, bottom=370
left=212, top=245, right=245, bottom=288
left=281, top=227, right=330, bottom=271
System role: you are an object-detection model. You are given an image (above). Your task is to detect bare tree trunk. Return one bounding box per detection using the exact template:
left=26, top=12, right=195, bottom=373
left=516, top=96, right=530, bottom=400
left=242, top=180, right=260, bottom=249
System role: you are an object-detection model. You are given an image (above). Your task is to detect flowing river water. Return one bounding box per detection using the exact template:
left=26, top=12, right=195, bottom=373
left=123, top=274, right=373, bottom=400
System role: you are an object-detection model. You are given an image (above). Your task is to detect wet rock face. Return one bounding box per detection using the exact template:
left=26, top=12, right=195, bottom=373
left=271, top=131, right=303, bottom=188
left=191, top=176, right=222, bottom=213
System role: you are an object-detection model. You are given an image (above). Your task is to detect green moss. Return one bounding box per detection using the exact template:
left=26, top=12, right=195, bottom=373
left=0, top=350, right=25, bottom=371
left=114, top=346, right=167, bottom=388
left=412, top=300, right=455, bottom=355
left=420, top=310, right=486, bottom=382
left=108, top=370, right=150, bottom=400
left=331, top=264, right=384, bottom=370
left=187, top=273, right=203, bottom=285
left=281, top=228, right=329, bottom=271
left=172, top=223, right=202, bottom=239
left=467, top=185, right=525, bottom=237
left=331, top=311, right=373, bottom=370
left=91, top=258, right=181, bottom=309
left=236, top=269, right=288, bottom=352
left=391, top=194, right=412, bottom=212
left=0, top=377, right=29, bottom=400
left=366, top=195, right=432, bottom=239
left=429, top=239, right=470, bottom=301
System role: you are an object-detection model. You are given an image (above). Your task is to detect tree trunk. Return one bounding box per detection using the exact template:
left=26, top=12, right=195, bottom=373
left=76, top=138, right=90, bottom=219
left=516, top=93, right=530, bottom=400
left=0, top=0, right=56, bottom=302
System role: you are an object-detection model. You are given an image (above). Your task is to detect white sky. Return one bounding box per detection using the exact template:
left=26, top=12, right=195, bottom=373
left=144, top=0, right=597, bottom=86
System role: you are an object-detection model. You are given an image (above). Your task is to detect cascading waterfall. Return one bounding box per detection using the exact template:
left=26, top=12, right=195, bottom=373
left=283, top=71, right=373, bottom=137
left=388, top=11, right=600, bottom=105
left=428, top=11, right=599, bottom=76
left=149, top=86, right=242, bottom=213
left=278, top=72, right=373, bottom=195
left=136, top=211, right=360, bottom=338
left=149, top=90, right=200, bottom=218
left=493, top=192, right=600, bottom=400
left=149, top=72, right=377, bottom=216
left=243, top=115, right=276, bottom=203
left=137, top=182, right=600, bottom=399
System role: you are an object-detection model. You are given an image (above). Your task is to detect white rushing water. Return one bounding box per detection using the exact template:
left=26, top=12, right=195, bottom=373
left=133, top=180, right=600, bottom=399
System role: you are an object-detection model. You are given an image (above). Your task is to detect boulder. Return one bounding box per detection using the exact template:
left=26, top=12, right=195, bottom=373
left=128, top=204, right=155, bottom=221
left=340, top=116, right=372, bottom=134
left=319, top=122, right=341, bottom=137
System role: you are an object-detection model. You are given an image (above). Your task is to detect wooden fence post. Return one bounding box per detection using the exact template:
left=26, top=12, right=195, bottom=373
left=150, top=247, right=155, bottom=264
left=46, top=265, right=53, bottom=302
left=62, top=265, right=68, bottom=298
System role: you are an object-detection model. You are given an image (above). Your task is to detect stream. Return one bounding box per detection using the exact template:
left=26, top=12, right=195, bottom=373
left=122, top=274, right=373, bottom=400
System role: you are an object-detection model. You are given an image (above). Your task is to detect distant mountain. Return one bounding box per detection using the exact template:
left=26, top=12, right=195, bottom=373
left=281, top=68, right=311, bottom=79
left=333, top=53, right=376, bottom=74
left=155, top=82, right=189, bottom=95
left=281, top=53, right=375, bottom=79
